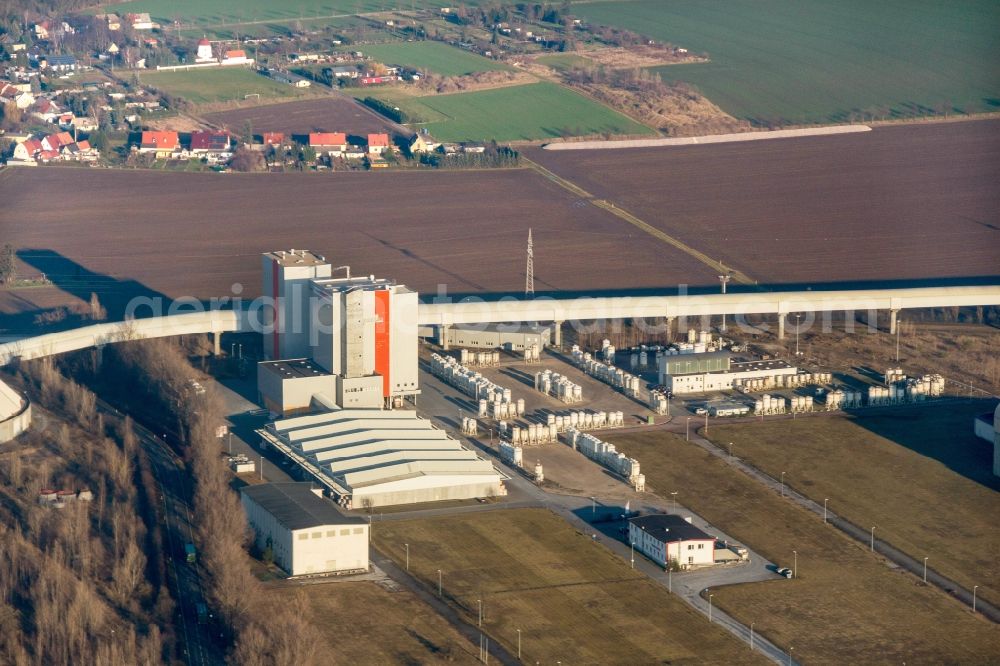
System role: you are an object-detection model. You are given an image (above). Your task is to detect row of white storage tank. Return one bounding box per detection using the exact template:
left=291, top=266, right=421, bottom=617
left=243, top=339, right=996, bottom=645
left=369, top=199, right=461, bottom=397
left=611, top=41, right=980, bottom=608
left=564, top=428, right=644, bottom=490
left=868, top=377, right=945, bottom=406
left=753, top=394, right=788, bottom=415
left=571, top=348, right=642, bottom=397
left=535, top=370, right=583, bottom=403
left=649, top=393, right=670, bottom=415
left=461, top=417, right=479, bottom=435
left=545, top=410, right=624, bottom=432
left=479, top=398, right=525, bottom=420
left=500, top=441, right=523, bottom=468
left=500, top=421, right=558, bottom=445
left=524, top=344, right=541, bottom=363
left=459, top=349, right=501, bottom=367
left=737, top=372, right=833, bottom=392
left=821, top=388, right=864, bottom=410
left=431, top=353, right=517, bottom=412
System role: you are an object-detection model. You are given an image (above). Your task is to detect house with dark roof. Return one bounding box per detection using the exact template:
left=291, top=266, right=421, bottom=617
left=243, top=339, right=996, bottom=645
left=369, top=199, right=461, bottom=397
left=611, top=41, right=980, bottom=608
left=189, top=130, right=231, bottom=155
left=240, top=482, right=368, bottom=576
left=629, top=514, right=717, bottom=569
left=43, top=54, right=77, bottom=72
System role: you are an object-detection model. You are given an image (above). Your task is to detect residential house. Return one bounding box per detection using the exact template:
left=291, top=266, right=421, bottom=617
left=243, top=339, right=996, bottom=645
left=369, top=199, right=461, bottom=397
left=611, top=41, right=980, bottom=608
left=0, top=82, right=33, bottom=109
left=329, top=65, right=358, bottom=79
left=63, top=139, right=99, bottom=162
left=43, top=55, right=77, bottom=72
left=11, top=138, right=42, bottom=163
left=30, top=98, right=61, bottom=123
left=269, top=69, right=309, bottom=87
left=189, top=131, right=232, bottom=157
left=309, top=132, right=347, bottom=156
left=408, top=133, right=438, bottom=154
left=367, top=133, right=390, bottom=155
left=360, top=74, right=397, bottom=86
left=628, top=515, right=717, bottom=570
left=33, top=23, right=50, bottom=40
left=462, top=144, right=486, bottom=154
left=222, top=49, right=253, bottom=66
left=139, top=130, right=180, bottom=158
left=104, top=14, right=122, bottom=31
left=127, top=13, right=153, bottom=30
left=343, top=145, right=365, bottom=160
left=262, top=132, right=285, bottom=147
left=70, top=116, right=98, bottom=132
left=41, top=131, right=74, bottom=153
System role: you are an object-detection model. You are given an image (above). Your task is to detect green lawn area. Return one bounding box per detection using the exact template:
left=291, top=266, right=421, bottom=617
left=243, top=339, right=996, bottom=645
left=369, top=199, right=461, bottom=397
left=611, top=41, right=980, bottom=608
left=373, top=508, right=765, bottom=665
left=535, top=53, right=594, bottom=71
left=710, top=402, right=1000, bottom=608
left=576, top=0, right=1000, bottom=125
left=139, top=68, right=307, bottom=104
left=606, top=429, right=1000, bottom=664
left=365, top=82, right=655, bottom=141
left=360, top=41, right=511, bottom=77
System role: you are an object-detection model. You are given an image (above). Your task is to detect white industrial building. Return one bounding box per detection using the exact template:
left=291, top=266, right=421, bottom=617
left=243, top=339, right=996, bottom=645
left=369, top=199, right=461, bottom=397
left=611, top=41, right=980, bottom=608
left=629, top=514, right=716, bottom=569
left=0, top=379, right=30, bottom=443
left=240, top=482, right=368, bottom=576
left=259, top=409, right=506, bottom=508
left=973, top=403, right=1000, bottom=477
left=438, top=323, right=551, bottom=351
left=658, top=352, right=798, bottom=394
left=257, top=358, right=334, bottom=416
left=259, top=250, right=419, bottom=410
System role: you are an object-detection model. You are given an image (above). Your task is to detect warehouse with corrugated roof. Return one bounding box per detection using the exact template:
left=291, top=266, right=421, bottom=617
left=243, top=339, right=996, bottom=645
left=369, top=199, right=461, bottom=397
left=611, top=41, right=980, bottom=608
left=259, top=409, right=506, bottom=508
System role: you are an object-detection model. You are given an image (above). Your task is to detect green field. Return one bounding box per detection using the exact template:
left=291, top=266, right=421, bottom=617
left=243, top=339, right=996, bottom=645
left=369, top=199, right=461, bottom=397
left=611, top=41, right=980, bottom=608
left=360, top=41, right=511, bottom=77
left=576, top=0, right=1000, bottom=125
left=607, top=429, right=1000, bottom=663
left=365, top=82, right=655, bottom=141
left=711, top=402, right=1000, bottom=608
left=92, top=0, right=452, bottom=25
left=139, top=68, right=308, bottom=104
left=373, top=508, right=765, bottom=664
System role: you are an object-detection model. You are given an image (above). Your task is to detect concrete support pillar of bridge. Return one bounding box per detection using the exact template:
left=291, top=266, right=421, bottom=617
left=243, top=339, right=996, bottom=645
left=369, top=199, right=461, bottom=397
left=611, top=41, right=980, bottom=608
left=212, top=331, right=221, bottom=356
left=552, top=321, right=563, bottom=348
left=889, top=309, right=899, bottom=335
left=440, top=324, right=450, bottom=350
left=778, top=314, right=786, bottom=340
left=665, top=316, right=675, bottom=342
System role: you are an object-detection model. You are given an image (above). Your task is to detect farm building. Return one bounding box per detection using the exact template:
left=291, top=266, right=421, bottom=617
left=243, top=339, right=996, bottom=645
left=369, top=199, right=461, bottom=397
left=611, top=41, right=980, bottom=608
left=629, top=514, right=716, bottom=569
left=269, top=69, right=310, bottom=86
left=240, top=482, right=368, bottom=576
left=438, top=323, right=551, bottom=351
left=138, top=130, right=180, bottom=158
left=260, top=410, right=506, bottom=509
left=189, top=130, right=231, bottom=155
left=367, top=133, right=390, bottom=154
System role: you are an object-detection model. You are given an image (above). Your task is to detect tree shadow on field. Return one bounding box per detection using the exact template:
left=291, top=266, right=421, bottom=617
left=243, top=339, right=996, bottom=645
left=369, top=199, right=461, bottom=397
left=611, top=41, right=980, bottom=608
left=8, top=248, right=172, bottom=333
left=848, top=399, right=1000, bottom=492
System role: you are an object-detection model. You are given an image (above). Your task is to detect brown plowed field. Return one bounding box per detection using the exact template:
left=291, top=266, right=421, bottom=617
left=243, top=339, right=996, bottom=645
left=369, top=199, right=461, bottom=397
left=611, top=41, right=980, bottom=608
left=201, top=96, right=402, bottom=139
left=527, top=120, right=1000, bottom=285
left=0, top=167, right=716, bottom=323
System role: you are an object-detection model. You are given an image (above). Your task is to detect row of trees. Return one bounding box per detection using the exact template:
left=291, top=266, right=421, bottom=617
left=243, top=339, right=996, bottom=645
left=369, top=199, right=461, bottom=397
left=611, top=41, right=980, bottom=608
left=103, top=338, right=324, bottom=662
left=0, top=359, right=170, bottom=664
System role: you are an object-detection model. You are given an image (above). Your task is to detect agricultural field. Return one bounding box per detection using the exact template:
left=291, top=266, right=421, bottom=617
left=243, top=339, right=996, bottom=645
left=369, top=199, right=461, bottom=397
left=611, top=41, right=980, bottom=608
left=606, top=430, right=1000, bottom=664
left=359, top=41, right=511, bottom=77
left=576, top=0, right=1000, bottom=125
left=367, top=82, right=655, bottom=142
left=526, top=119, right=1000, bottom=285
left=710, top=402, right=1000, bottom=607
left=274, top=581, right=478, bottom=664
left=90, top=0, right=451, bottom=25
left=140, top=68, right=309, bottom=104
left=201, top=96, right=400, bottom=137
left=372, top=508, right=765, bottom=664
left=0, top=166, right=717, bottom=330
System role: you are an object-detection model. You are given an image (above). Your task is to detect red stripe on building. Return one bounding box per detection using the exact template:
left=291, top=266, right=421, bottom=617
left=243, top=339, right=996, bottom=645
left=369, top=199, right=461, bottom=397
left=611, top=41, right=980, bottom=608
left=272, top=259, right=280, bottom=359
left=374, top=289, right=391, bottom=397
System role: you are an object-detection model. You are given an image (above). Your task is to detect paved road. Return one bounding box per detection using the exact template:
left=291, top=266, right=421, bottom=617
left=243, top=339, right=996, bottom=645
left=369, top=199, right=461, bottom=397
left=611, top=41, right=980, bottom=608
left=687, top=424, right=1000, bottom=623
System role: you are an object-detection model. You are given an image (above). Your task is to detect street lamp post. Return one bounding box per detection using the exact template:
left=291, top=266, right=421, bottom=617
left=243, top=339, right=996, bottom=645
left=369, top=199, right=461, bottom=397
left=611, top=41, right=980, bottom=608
left=728, top=442, right=733, bottom=459
left=923, top=557, right=928, bottom=583
left=686, top=417, right=691, bottom=441
left=870, top=526, right=876, bottom=552
left=823, top=498, right=829, bottom=524
left=789, top=646, right=794, bottom=665
left=895, top=319, right=901, bottom=363
left=478, top=599, right=482, bottom=627
left=780, top=471, right=785, bottom=497
left=973, top=585, right=979, bottom=612
left=794, top=314, right=802, bottom=356
left=405, top=543, right=409, bottom=571
left=750, top=622, right=755, bottom=651
left=708, top=593, right=714, bottom=622
left=591, top=497, right=596, bottom=515
left=516, top=629, right=521, bottom=659
left=630, top=541, right=634, bottom=569
left=793, top=550, right=797, bottom=579
left=671, top=492, right=678, bottom=514
left=437, top=569, right=442, bottom=597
